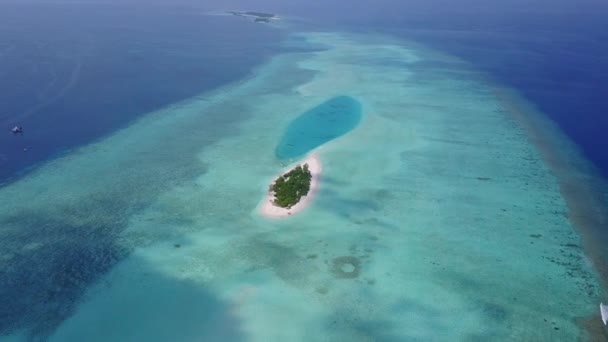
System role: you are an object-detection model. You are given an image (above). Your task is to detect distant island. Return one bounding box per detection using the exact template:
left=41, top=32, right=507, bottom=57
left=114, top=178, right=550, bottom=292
left=227, top=11, right=278, bottom=23
left=259, top=153, right=322, bottom=219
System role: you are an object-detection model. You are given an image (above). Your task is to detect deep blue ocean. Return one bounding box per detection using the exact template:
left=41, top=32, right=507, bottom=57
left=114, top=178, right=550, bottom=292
left=0, top=2, right=286, bottom=184
left=1, top=1, right=607, bottom=182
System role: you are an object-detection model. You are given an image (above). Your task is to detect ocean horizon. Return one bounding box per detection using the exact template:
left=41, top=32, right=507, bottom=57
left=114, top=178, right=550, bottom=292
left=1, top=1, right=607, bottom=341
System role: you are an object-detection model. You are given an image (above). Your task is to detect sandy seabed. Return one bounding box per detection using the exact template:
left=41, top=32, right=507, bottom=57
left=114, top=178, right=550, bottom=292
left=259, top=152, right=322, bottom=219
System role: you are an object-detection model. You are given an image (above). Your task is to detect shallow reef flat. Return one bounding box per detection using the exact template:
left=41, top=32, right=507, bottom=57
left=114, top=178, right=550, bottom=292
left=0, top=31, right=605, bottom=341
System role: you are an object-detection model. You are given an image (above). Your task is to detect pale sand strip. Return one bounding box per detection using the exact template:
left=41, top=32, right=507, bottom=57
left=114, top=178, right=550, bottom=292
left=259, top=153, right=322, bottom=219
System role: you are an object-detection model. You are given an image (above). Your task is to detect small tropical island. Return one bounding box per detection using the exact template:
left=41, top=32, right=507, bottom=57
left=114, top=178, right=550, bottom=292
left=271, top=164, right=312, bottom=208
left=259, top=153, right=322, bottom=219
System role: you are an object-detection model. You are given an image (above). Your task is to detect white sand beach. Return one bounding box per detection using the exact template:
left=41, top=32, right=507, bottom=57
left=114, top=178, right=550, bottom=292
left=259, top=153, right=322, bottom=219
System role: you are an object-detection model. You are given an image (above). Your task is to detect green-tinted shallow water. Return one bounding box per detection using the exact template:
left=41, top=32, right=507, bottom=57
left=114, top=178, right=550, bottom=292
left=0, top=31, right=605, bottom=341
left=275, top=95, right=362, bottom=160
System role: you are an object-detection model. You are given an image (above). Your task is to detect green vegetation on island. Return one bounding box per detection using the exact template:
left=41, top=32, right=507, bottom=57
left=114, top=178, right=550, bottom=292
left=271, top=164, right=312, bottom=208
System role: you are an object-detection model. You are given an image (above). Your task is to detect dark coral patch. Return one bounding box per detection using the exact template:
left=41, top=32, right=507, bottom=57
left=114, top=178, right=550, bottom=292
left=330, top=256, right=361, bottom=279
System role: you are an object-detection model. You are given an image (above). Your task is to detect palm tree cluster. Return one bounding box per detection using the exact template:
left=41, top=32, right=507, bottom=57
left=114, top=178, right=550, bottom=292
left=271, top=164, right=312, bottom=208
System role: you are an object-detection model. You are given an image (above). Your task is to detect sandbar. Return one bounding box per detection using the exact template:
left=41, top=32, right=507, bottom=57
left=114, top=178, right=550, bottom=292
left=259, top=153, right=322, bottom=219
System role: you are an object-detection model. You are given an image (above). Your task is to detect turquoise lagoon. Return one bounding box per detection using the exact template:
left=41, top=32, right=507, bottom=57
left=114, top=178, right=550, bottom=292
left=0, top=32, right=606, bottom=341
left=276, top=96, right=362, bottom=160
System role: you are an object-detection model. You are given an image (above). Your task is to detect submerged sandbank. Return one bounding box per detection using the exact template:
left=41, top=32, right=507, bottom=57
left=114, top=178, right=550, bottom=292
left=259, top=153, right=322, bottom=219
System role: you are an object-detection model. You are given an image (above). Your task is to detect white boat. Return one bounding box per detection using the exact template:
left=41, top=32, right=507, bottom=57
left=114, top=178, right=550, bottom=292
left=601, top=303, right=608, bottom=325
